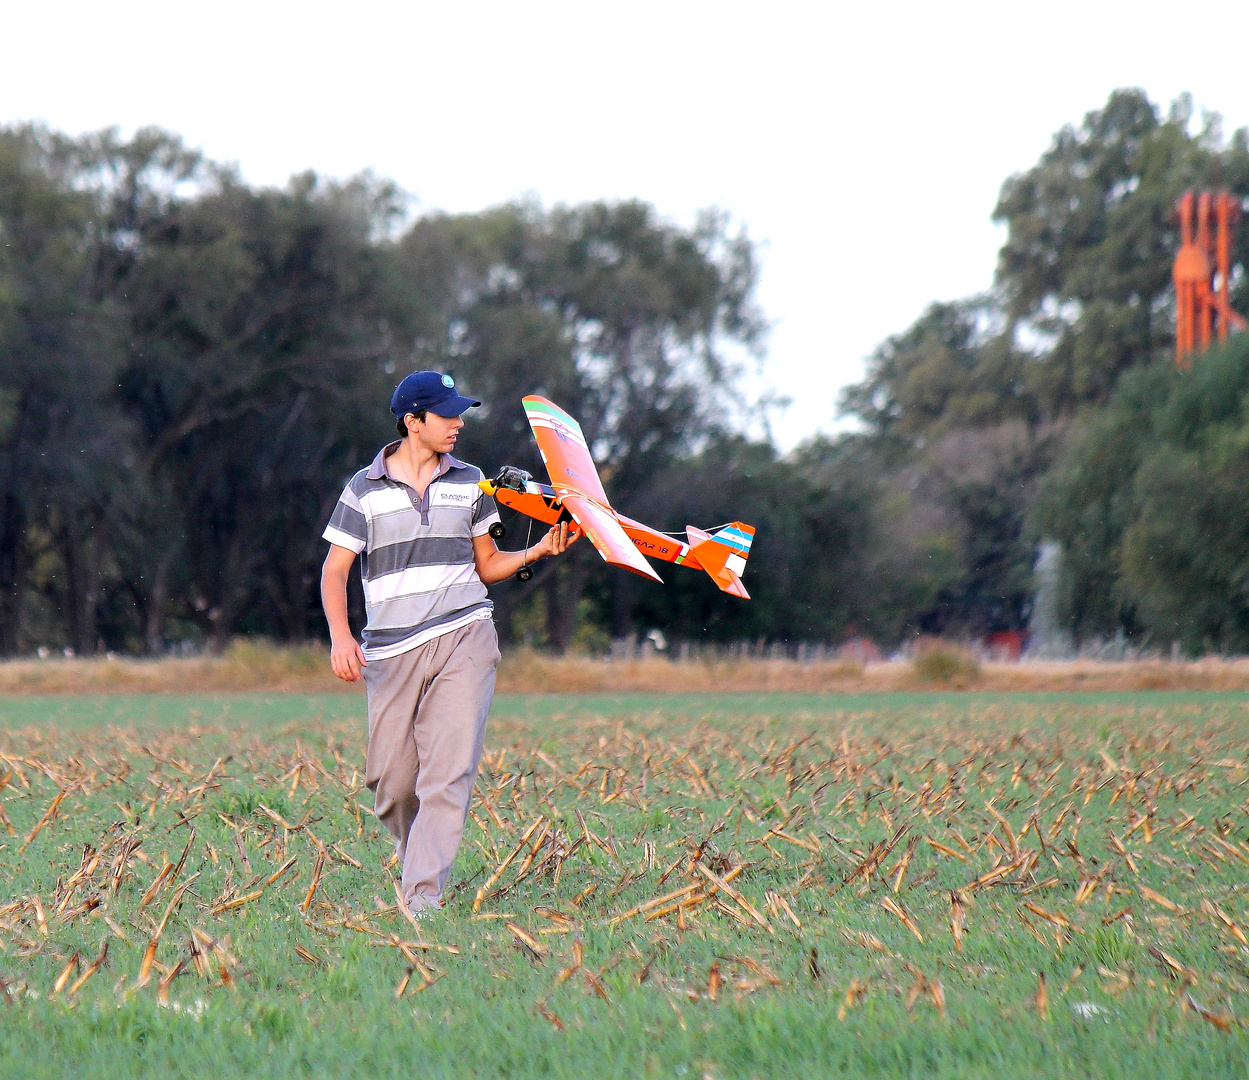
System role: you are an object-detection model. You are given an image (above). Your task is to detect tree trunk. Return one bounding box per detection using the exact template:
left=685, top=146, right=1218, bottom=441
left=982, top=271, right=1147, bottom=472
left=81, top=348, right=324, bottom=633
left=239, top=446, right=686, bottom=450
left=285, top=564, right=316, bottom=643
left=544, top=552, right=590, bottom=655
left=611, top=571, right=633, bottom=641
left=143, top=552, right=174, bottom=655
left=207, top=524, right=254, bottom=654
left=265, top=545, right=316, bottom=642
left=63, top=512, right=101, bottom=655
left=0, top=495, right=26, bottom=656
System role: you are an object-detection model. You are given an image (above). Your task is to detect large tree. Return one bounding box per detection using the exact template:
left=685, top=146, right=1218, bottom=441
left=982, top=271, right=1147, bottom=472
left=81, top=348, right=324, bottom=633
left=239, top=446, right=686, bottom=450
left=111, top=163, right=399, bottom=651
left=0, top=125, right=131, bottom=655
left=0, top=125, right=404, bottom=654
left=1036, top=334, right=1249, bottom=652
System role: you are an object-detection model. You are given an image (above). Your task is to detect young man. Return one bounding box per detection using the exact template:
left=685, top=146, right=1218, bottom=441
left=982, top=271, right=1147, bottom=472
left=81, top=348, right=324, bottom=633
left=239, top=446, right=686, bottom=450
left=320, top=371, right=576, bottom=916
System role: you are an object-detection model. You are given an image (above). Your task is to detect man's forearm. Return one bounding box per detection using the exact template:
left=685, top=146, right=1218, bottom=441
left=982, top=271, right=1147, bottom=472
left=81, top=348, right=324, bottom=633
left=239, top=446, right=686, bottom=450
left=320, top=568, right=354, bottom=639
left=473, top=522, right=576, bottom=585
left=476, top=545, right=543, bottom=585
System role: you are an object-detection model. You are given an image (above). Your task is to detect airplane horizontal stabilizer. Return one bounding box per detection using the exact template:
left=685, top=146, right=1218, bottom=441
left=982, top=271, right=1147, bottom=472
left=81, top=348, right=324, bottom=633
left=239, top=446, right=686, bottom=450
left=686, top=523, right=754, bottom=598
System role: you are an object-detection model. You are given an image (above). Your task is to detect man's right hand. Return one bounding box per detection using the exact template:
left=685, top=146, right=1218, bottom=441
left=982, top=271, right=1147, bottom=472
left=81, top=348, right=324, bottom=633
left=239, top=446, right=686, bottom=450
left=330, top=636, right=367, bottom=682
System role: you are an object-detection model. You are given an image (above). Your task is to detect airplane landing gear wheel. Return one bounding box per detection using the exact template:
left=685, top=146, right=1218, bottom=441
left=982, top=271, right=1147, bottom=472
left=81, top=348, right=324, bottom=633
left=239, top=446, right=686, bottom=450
left=489, top=521, right=506, bottom=540
left=516, top=566, right=533, bottom=582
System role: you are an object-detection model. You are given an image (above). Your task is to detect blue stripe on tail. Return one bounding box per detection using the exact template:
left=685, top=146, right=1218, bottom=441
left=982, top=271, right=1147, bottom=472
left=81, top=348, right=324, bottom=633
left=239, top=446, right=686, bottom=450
left=712, top=525, right=753, bottom=555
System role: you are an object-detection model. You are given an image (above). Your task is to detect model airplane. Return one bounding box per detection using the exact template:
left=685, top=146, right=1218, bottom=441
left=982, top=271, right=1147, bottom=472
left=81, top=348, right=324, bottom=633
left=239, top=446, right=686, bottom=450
left=478, top=395, right=755, bottom=598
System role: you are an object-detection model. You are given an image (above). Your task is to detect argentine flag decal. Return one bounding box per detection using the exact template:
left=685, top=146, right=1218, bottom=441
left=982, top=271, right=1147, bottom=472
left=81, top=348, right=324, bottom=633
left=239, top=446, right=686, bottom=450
left=713, top=525, right=754, bottom=555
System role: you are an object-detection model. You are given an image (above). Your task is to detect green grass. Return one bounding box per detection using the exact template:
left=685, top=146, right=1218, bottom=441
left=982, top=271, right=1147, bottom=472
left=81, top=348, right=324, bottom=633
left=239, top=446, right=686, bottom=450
left=0, top=691, right=1247, bottom=1078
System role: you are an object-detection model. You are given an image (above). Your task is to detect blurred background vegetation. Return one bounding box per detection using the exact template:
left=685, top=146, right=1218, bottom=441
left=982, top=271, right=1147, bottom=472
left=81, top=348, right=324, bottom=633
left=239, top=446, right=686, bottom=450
left=3, top=87, right=1249, bottom=657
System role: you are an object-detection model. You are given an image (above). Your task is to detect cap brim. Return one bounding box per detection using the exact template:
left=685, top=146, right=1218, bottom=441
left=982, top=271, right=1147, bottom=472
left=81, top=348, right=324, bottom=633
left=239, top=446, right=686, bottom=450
left=427, top=395, right=482, bottom=417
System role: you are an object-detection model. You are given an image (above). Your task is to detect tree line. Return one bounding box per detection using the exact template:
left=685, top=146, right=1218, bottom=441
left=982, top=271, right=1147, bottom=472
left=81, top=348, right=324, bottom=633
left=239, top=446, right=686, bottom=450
left=2, top=88, right=1248, bottom=656
left=0, top=123, right=785, bottom=655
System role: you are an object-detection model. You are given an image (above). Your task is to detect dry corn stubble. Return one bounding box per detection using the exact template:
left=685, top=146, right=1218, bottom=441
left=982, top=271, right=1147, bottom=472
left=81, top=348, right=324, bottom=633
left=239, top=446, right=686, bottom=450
left=0, top=692, right=1246, bottom=1073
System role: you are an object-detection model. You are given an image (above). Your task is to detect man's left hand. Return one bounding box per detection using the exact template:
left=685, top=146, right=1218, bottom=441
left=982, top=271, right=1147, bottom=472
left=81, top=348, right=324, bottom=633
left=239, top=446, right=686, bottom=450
left=531, top=521, right=580, bottom=559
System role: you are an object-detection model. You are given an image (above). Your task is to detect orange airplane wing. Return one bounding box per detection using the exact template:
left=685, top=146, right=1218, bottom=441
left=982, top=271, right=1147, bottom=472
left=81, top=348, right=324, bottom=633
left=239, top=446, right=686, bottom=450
left=522, top=395, right=662, bottom=583
left=522, top=395, right=609, bottom=503
left=563, top=495, right=663, bottom=582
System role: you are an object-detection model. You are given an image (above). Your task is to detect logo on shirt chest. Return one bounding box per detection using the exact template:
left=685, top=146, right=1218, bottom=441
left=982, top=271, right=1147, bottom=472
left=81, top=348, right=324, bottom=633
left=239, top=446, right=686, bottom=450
left=431, top=487, right=474, bottom=509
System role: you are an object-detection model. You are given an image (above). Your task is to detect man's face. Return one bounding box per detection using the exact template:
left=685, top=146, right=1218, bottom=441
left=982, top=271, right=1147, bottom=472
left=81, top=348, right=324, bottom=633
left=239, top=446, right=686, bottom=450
left=407, top=410, right=464, bottom=454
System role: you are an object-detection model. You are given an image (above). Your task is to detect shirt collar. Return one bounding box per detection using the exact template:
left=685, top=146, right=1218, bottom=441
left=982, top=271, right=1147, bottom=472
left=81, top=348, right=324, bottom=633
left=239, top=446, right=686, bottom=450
left=366, top=442, right=467, bottom=482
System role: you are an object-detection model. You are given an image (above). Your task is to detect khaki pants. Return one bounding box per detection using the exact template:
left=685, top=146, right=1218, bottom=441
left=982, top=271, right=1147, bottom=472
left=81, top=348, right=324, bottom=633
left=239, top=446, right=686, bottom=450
left=363, top=618, right=500, bottom=909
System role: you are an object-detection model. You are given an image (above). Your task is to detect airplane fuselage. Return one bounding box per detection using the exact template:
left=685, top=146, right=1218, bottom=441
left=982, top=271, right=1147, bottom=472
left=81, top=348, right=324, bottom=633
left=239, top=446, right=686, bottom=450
left=484, top=477, right=704, bottom=569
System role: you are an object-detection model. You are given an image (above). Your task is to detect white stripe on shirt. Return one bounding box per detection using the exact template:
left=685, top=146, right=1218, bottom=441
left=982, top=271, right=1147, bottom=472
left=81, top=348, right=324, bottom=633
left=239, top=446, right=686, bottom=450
left=323, top=525, right=366, bottom=553
left=363, top=561, right=480, bottom=605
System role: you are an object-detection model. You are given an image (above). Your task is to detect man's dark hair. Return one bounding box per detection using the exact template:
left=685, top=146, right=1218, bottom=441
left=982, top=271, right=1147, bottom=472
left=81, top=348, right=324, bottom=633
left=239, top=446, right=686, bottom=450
left=396, top=410, right=429, bottom=438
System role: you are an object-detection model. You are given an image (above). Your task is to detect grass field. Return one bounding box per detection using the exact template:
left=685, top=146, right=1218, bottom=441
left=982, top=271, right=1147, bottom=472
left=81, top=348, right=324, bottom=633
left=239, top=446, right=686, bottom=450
left=0, top=691, right=1247, bottom=1078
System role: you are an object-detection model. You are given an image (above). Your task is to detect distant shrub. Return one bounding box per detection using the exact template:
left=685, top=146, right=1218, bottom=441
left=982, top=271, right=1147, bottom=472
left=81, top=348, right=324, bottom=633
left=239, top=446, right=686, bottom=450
left=223, top=639, right=325, bottom=674
left=912, top=640, right=982, bottom=686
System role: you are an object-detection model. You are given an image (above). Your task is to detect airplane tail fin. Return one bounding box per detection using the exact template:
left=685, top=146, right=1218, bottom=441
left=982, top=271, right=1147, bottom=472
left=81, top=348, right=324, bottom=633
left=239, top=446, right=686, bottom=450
left=685, top=522, right=755, bottom=599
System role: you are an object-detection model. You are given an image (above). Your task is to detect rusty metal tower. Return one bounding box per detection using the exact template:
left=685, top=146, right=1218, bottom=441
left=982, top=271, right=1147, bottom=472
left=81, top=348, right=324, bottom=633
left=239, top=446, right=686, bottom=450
left=1173, top=190, right=1245, bottom=368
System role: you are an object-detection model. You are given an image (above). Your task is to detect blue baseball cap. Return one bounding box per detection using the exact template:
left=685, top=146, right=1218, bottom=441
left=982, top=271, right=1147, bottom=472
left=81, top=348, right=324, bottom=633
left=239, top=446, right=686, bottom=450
left=390, top=371, right=482, bottom=419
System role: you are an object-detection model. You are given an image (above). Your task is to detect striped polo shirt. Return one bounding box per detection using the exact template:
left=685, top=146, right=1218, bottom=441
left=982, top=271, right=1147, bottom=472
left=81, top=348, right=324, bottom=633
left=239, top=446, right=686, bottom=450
left=322, top=442, right=502, bottom=661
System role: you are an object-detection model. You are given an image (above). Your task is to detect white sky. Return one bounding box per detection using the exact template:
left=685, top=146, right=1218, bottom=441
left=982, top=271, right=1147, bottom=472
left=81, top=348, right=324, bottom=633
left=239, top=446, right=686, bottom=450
left=5, top=0, right=1247, bottom=449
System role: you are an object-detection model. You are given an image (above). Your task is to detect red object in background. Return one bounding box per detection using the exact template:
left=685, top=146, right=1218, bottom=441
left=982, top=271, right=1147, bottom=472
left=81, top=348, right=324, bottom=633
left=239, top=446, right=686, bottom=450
left=1173, top=190, right=1246, bottom=369
left=983, top=629, right=1027, bottom=661
left=838, top=636, right=883, bottom=664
